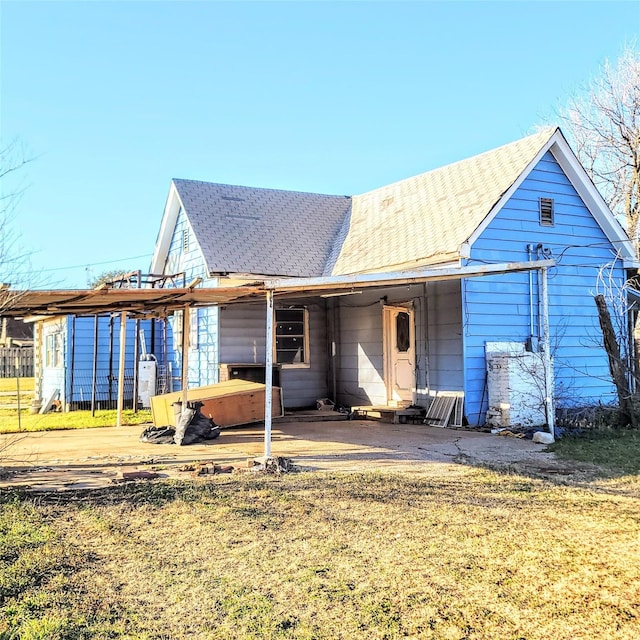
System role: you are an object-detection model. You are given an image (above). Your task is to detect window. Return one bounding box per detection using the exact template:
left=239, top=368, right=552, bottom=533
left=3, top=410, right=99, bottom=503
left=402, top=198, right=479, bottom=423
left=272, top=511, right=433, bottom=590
left=396, top=312, right=410, bottom=352
left=539, top=197, right=554, bottom=226
left=275, top=308, right=309, bottom=365
left=45, top=332, right=63, bottom=368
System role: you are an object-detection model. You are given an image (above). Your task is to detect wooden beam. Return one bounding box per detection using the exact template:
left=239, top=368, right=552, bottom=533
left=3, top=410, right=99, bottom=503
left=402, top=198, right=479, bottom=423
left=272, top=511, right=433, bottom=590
left=181, top=304, right=190, bottom=410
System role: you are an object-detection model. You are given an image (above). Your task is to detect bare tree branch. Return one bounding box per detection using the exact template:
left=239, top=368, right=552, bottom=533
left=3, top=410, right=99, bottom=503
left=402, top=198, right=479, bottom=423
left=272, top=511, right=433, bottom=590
left=558, top=46, right=640, bottom=252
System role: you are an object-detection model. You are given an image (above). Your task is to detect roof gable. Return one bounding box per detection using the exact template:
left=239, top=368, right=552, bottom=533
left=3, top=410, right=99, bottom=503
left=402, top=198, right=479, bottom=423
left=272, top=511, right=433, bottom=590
left=154, top=180, right=351, bottom=278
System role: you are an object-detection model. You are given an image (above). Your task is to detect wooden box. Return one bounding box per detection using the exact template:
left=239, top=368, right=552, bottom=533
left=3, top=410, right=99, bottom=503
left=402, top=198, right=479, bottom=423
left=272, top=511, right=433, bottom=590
left=150, top=379, right=284, bottom=428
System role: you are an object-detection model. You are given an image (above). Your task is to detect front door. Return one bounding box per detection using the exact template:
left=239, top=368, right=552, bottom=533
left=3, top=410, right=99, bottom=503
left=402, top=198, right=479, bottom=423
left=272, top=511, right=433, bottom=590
left=383, top=305, right=416, bottom=407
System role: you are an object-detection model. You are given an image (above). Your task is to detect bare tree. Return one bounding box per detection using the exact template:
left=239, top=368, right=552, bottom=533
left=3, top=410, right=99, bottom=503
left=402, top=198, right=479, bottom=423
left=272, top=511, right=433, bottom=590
left=0, top=139, right=38, bottom=312
left=558, top=46, right=640, bottom=248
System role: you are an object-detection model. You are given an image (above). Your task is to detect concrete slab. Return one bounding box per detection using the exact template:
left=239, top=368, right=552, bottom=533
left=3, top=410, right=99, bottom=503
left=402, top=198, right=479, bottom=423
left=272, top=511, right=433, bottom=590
left=0, top=420, right=557, bottom=491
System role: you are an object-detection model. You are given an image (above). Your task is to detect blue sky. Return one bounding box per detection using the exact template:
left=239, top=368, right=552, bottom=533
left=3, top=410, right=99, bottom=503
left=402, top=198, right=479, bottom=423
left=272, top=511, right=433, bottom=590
left=1, top=1, right=638, bottom=289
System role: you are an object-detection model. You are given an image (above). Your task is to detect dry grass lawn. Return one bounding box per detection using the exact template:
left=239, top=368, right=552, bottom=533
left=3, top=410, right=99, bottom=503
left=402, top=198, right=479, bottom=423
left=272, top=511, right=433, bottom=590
left=1, top=468, right=638, bottom=639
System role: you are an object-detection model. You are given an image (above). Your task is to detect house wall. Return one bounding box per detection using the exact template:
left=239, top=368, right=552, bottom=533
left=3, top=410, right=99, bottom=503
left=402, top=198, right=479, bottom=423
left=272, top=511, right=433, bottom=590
left=162, top=205, right=219, bottom=390
left=423, top=280, right=464, bottom=393
left=66, top=315, right=163, bottom=407
left=334, top=282, right=463, bottom=408
left=464, top=150, right=623, bottom=424
left=219, top=300, right=329, bottom=408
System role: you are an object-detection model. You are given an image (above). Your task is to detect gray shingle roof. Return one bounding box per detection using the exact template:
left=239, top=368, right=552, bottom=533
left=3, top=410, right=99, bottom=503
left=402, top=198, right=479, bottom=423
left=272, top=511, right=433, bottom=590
left=172, top=179, right=352, bottom=277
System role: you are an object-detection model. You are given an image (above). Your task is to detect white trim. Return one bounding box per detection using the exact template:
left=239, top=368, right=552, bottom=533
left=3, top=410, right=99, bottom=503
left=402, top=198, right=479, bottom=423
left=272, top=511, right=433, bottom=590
left=274, top=306, right=310, bottom=368
left=465, top=129, right=636, bottom=264
left=149, top=182, right=183, bottom=276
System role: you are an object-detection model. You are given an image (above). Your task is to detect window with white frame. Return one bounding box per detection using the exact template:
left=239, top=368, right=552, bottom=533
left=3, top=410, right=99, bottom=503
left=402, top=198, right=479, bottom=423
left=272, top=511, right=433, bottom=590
left=275, top=307, right=309, bottom=365
left=45, top=332, right=63, bottom=368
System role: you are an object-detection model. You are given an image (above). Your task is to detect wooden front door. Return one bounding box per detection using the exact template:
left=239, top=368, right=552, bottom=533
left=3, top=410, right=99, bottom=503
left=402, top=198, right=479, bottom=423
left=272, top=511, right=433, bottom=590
left=383, top=305, right=416, bottom=406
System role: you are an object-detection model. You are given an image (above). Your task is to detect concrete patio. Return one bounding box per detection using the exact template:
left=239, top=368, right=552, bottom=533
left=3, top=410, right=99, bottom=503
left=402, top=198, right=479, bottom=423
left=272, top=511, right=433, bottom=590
left=0, top=418, right=557, bottom=491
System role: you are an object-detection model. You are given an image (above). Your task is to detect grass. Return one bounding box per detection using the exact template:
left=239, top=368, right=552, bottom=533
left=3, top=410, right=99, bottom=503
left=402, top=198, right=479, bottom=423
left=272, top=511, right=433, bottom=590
left=1, top=470, right=638, bottom=639
left=0, top=378, right=153, bottom=433
left=0, top=378, right=35, bottom=393
left=0, top=409, right=153, bottom=434
left=550, top=429, right=640, bottom=475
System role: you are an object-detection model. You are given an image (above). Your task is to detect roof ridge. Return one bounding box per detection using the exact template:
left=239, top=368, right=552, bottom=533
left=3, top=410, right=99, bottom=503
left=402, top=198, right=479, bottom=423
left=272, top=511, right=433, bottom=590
left=172, top=178, right=350, bottom=200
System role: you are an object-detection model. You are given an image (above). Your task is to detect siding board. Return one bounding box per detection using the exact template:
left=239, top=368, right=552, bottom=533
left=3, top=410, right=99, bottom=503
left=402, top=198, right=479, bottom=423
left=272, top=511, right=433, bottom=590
left=464, top=150, right=621, bottom=424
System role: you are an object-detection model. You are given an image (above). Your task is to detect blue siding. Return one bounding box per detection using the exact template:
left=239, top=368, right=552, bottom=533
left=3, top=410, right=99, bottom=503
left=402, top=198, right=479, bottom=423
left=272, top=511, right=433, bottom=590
left=464, top=151, right=623, bottom=424
left=163, top=206, right=219, bottom=390
left=63, top=315, right=162, bottom=406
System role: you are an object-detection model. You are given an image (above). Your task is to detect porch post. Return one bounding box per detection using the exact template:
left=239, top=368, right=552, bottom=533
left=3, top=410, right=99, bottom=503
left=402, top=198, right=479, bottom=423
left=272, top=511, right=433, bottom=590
left=181, top=304, right=190, bottom=410
left=116, top=311, right=127, bottom=428
left=264, top=290, right=274, bottom=457
left=540, top=267, right=555, bottom=439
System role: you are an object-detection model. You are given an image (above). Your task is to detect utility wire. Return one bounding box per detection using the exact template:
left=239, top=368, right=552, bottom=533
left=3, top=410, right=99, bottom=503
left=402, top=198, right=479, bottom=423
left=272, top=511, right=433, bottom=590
left=39, top=253, right=153, bottom=273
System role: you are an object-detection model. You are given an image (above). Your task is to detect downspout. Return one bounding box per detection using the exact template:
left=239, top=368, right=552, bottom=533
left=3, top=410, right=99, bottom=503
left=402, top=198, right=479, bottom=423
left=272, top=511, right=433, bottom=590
left=527, top=244, right=535, bottom=339
left=264, top=290, right=274, bottom=458
left=540, top=267, right=555, bottom=439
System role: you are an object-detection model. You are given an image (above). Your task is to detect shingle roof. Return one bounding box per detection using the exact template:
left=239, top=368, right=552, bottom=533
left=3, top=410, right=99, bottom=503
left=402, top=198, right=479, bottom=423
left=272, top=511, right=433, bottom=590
left=172, top=128, right=560, bottom=279
left=328, top=127, right=558, bottom=275
left=172, top=179, right=351, bottom=277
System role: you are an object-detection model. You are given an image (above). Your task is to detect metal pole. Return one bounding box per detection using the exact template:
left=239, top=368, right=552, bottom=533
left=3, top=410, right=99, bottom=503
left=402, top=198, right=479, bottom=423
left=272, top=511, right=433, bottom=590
left=264, top=291, right=274, bottom=458
left=540, top=267, right=555, bottom=438
left=116, top=311, right=127, bottom=428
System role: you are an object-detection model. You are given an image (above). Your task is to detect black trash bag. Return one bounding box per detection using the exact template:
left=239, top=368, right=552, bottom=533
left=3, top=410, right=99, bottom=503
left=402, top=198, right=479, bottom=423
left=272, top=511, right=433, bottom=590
left=139, top=425, right=176, bottom=444
left=173, top=401, right=221, bottom=446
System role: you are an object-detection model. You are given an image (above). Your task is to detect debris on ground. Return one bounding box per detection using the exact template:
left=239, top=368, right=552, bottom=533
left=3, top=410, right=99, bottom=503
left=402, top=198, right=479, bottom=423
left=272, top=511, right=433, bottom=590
left=178, top=461, right=235, bottom=477
left=140, top=401, right=221, bottom=446
left=246, top=456, right=297, bottom=474
left=494, top=429, right=526, bottom=438
left=117, top=470, right=162, bottom=482
left=532, top=431, right=555, bottom=444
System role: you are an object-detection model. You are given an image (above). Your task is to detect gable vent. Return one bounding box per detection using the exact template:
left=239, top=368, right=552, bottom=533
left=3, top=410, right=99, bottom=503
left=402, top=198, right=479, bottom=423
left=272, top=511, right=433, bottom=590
left=539, top=198, right=554, bottom=226
left=182, top=228, right=190, bottom=252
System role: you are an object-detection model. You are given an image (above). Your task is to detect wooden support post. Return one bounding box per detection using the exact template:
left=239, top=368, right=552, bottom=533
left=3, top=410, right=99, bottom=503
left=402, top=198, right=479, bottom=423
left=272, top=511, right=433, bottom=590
left=264, top=291, right=274, bottom=458
left=595, top=293, right=635, bottom=427
left=181, top=304, right=190, bottom=410
left=116, top=311, right=127, bottom=428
